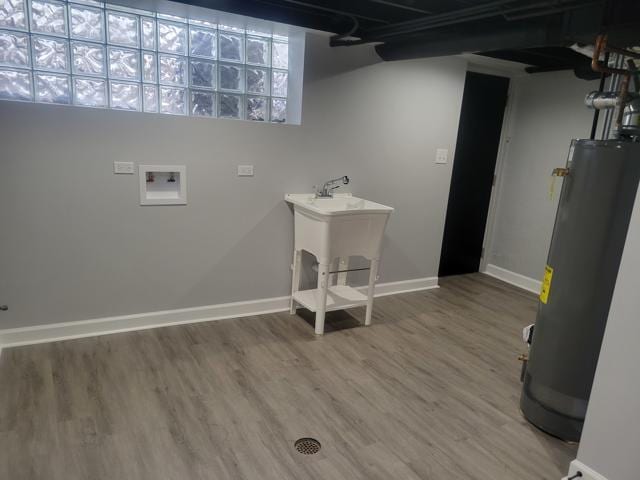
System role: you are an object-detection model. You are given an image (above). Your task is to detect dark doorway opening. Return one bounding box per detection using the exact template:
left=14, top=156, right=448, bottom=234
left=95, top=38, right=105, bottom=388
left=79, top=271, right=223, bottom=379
left=439, top=71, right=510, bottom=277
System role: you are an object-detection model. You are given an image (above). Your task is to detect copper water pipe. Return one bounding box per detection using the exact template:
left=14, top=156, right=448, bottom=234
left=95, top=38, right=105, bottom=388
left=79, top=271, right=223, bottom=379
left=591, top=34, right=633, bottom=131
left=591, top=34, right=630, bottom=76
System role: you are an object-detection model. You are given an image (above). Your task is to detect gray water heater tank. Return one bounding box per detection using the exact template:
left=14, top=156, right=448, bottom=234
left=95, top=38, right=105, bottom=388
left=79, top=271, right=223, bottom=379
left=521, top=139, right=640, bottom=442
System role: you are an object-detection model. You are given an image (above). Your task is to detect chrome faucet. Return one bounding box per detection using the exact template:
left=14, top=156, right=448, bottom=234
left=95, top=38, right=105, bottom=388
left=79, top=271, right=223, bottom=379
left=315, top=176, right=350, bottom=198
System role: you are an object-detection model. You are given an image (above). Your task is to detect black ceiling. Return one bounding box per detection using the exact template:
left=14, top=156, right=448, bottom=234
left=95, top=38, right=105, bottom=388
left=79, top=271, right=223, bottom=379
left=165, top=0, right=640, bottom=75
left=164, top=0, right=485, bottom=35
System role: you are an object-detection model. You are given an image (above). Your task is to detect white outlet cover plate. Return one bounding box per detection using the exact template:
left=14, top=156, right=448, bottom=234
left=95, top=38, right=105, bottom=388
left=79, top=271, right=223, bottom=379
left=435, top=148, right=448, bottom=164
left=238, top=165, right=254, bottom=176
left=114, top=161, right=135, bottom=174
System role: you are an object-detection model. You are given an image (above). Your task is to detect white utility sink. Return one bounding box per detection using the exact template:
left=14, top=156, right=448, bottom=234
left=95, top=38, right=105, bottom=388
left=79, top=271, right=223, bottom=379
left=285, top=193, right=394, bottom=334
left=285, top=193, right=393, bottom=216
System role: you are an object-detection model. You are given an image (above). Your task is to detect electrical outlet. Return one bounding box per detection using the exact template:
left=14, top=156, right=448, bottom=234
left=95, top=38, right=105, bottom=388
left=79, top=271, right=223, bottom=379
left=114, top=161, right=135, bottom=174
left=237, top=165, right=254, bottom=177
left=435, top=148, right=448, bottom=164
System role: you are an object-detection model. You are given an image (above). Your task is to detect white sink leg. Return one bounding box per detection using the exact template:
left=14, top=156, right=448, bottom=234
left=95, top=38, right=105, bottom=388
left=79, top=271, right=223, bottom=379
left=365, top=258, right=380, bottom=326
left=315, top=262, right=330, bottom=335
left=290, top=249, right=302, bottom=314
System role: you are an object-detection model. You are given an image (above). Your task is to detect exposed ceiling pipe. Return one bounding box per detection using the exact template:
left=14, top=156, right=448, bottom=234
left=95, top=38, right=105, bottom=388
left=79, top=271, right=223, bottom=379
left=501, top=0, right=602, bottom=21
left=589, top=34, right=640, bottom=134
left=604, top=44, right=640, bottom=60
left=589, top=50, right=610, bottom=140
left=629, top=60, right=640, bottom=92
left=366, top=0, right=517, bottom=34
left=366, top=0, right=433, bottom=15
left=591, top=35, right=633, bottom=76
left=600, top=54, right=623, bottom=139
left=330, top=16, right=361, bottom=45
left=331, top=0, right=601, bottom=46
left=268, top=0, right=389, bottom=24
left=331, top=0, right=518, bottom=46
left=371, top=0, right=596, bottom=37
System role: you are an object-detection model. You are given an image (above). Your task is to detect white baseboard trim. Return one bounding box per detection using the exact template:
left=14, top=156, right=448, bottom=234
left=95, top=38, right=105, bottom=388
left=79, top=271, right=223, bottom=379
left=563, top=460, right=609, bottom=480
left=0, top=276, right=438, bottom=350
left=483, top=263, right=541, bottom=294
left=0, top=296, right=291, bottom=350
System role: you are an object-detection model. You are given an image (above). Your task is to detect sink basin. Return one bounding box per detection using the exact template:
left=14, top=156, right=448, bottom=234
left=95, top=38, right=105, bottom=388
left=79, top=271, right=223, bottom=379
left=285, top=193, right=393, bottom=262
left=286, top=192, right=394, bottom=335
left=285, top=193, right=393, bottom=216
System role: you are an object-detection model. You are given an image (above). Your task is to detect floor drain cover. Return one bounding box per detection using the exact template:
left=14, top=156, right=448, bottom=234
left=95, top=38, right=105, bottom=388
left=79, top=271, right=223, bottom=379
left=294, top=438, right=321, bottom=455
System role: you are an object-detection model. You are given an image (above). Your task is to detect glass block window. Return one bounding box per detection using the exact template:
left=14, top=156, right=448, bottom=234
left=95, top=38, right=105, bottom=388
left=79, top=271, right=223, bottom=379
left=0, top=1, right=291, bottom=123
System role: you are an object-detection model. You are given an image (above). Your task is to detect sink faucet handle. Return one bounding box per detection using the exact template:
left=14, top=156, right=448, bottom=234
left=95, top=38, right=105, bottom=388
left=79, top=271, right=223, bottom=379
left=315, top=176, right=351, bottom=198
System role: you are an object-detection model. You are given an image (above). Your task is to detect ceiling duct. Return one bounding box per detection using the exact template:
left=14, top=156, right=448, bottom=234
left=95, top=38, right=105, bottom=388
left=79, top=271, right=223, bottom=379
left=373, top=2, right=604, bottom=61
left=136, top=0, right=640, bottom=75
left=374, top=18, right=566, bottom=61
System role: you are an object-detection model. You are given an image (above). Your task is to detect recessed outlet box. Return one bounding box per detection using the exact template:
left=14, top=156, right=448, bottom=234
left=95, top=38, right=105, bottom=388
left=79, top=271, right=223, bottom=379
left=114, top=161, right=135, bottom=174
left=435, top=148, right=449, bottom=164
left=139, top=165, right=187, bottom=206
left=238, top=165, right=254, bottom=176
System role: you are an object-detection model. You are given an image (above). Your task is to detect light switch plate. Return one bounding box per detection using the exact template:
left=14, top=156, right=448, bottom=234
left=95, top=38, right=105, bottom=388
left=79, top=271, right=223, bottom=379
left=435, top=148, right=448, bottom=164
left=238, top=165, right=254, bottom=176
left=114, top=161, right=135, bottom=174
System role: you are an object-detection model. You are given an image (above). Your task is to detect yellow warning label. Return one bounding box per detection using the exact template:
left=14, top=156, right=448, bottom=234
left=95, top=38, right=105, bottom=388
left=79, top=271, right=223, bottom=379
left=540, top=265, right=553, bottom=304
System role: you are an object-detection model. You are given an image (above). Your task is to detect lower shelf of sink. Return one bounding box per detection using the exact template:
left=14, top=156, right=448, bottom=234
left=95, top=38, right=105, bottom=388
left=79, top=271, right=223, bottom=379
left=292, top=285, right=368, bottom=313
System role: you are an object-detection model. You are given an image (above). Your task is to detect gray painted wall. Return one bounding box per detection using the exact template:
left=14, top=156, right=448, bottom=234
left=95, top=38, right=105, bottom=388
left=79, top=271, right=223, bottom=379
left=0, top=34, right=466, bottom=329
left=487, top=71, right=598, bottom=281
left=575, top=187, right=640, bottom=480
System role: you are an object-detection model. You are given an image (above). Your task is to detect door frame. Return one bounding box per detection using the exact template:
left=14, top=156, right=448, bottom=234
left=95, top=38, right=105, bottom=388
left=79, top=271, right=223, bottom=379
left=463, top=64, right=519, bottom=274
